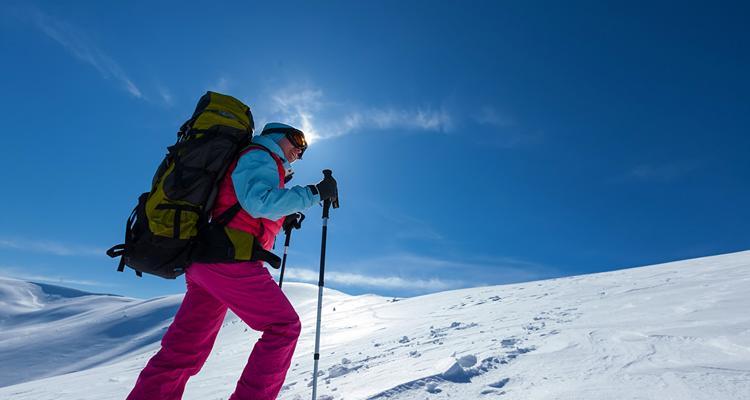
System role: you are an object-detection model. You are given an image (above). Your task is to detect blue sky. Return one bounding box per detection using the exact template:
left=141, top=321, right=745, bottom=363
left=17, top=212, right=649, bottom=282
left=0, top=1, right=748, bottom=299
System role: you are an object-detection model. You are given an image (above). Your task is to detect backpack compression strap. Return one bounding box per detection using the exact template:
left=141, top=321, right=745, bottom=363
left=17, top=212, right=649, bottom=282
left=106, top=202, right=142, bottom=277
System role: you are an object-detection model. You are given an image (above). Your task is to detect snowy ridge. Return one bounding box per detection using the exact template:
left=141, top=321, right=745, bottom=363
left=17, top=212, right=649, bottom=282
left=0, top=278, right=181, bottom=387
left=0, top=251, right=749, bottom=399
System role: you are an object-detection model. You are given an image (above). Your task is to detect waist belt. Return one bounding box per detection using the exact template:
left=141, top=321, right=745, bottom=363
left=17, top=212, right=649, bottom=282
left=193, top=204, right=281, bottom=269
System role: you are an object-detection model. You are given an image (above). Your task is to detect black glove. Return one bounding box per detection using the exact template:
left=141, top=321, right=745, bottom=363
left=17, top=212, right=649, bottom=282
left=282, top=212, right=305, bottom=232
left=308, top=174, right=338, bottom=202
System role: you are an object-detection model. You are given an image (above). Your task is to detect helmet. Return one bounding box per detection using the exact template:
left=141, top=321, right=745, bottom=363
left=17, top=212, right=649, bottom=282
left=261, top=122, right=308, bottom=158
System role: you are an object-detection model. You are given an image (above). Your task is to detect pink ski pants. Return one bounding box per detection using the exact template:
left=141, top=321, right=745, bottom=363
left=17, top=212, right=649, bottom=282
left=126, top=261, right=301, bottom=400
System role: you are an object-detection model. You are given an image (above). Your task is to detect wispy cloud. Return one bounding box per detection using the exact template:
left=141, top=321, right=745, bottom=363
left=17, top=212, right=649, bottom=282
left=21, top=6, right=142, bottom=98
left=353, top=252, right=552, bottom=275
left=347, top=252, right=559, bottom=289
left=264, top=84, right=452, bottom=143
left=209, top=76, right=230, bottom=93
left=277, top=252, right=557, bottom=295
left=157, top=84, right=174, bottom=106
left=0, top=237, right=105, bottom=257
left=0, top=266, right=109, bottom=287
left=366, top=108, right=452, bottom=132
left=279, top=267, right=462, bottom=291
left=474, top=106, right=515, bottom=128
left=472, top=105, right=542, bottom=148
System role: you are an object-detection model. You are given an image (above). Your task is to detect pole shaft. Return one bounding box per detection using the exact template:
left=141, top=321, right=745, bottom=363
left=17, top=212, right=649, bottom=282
left=279, top=230, right=292, bottom=288
left=311, top=278, right=324, bottom=399
left=312, top=200, right=331, bottom=400
left=318, top=222, right=327, bottom=286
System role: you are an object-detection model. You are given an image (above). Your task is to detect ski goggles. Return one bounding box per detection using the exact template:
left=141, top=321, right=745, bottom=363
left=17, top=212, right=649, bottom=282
left=262, top=127, right=308, bottom=158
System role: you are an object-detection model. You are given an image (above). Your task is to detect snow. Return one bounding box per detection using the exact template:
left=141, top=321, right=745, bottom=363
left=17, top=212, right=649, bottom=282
left=0, top=251, right=749, bottom=399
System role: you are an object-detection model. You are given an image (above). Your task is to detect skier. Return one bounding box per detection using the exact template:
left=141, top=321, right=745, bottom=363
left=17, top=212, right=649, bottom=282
left=126, top=122, right=339, bottom=400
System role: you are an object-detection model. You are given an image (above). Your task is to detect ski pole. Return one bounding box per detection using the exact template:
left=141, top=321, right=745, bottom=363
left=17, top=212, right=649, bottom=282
left=278, top=228, right=292, bottom=289
left=279, top=213, right=304, bottom=289
left=312, top=169, right=338, bottom=400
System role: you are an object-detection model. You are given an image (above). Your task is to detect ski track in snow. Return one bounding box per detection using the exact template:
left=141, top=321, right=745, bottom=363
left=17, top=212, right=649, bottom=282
left=1, top=251, right=750, bottom=399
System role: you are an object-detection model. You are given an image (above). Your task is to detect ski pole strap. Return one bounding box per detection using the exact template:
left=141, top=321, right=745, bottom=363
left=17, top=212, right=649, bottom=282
left=213, top=202, right=242, bottom=226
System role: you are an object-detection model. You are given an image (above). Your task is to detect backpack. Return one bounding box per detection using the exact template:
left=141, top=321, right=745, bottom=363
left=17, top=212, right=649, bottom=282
left=107, top=91, right=279, bottom=279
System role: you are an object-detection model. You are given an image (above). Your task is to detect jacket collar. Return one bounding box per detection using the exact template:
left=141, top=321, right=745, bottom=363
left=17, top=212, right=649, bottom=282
left=251, top=135, right=294, bottom=178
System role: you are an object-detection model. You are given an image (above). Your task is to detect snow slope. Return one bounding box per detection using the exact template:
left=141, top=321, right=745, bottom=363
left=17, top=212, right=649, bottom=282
left=1, top=251, right=749, bottom=399
left=0, top=278, right=181, bottom=387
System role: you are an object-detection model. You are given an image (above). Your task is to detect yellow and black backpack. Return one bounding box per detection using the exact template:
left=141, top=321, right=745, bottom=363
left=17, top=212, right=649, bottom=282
left=107, top=91, right=276, bottom=279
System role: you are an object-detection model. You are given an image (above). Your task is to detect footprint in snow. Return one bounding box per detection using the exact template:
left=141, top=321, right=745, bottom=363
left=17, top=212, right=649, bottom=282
left=319, top=357, right=364, bottom=380
left=457, top=354, right=478, bottom=368
left=523, top=322, right=545, bottom=332
left=489, top=378, right=510, bottom=388
left=367, top=351, right=532, bottom=399
left=451, top=321, right=479, bottom=330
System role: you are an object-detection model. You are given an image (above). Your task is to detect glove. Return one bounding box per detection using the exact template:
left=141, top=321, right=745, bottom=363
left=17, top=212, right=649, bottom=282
left=308, top=174, right=338, bottom=202
left=282, top=212, right=305, bottom=232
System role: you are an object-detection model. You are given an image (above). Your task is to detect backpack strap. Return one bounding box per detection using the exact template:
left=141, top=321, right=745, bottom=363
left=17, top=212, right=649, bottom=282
left=106, top=202, right=140, bottom=275
left=213, top=202, right=242, bottom=226
left=242, top=143, right=287, bottom=189
left=192, top=144, right=285, bottom=268
left=217, top=142, right=285, bottom=229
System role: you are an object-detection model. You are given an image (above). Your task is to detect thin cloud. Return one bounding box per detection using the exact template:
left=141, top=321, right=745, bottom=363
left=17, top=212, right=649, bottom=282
left=270, top=88, right=323, bottom=141
left=474, top=106, right=515, bottom=128
left=367, top=108, right=452, bottom=131
left=209, top=76, right=230, bottom=93
left=472, top=105, right=542, bottom=148
left=22, top=7, right=142, bottom=98
left=344, top=253, right=559, bottom=286
left=348, top=252, right=527, bottom=271
left=265, top=84, right=452, bottom=143
left=0, top=237, right=105, bottom=257
left=157, top=84, right=174, bottom=106
left=0, top=266, right=109, bottom=287
left=279, top=267, right=462, bottom=291
left=277, top=252, right=557, bottom=295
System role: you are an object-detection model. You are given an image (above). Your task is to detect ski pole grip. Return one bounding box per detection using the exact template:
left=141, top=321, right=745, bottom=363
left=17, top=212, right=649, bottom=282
left=321, top=169, right=340, bottom=209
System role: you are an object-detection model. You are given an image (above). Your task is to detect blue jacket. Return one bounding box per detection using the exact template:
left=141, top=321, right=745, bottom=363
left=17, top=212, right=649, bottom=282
left=231, top=135, right=319, bottom=220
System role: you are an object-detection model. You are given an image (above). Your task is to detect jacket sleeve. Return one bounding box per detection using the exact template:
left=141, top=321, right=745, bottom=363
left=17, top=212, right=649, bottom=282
left=231, top=150, right=319, bottom=220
